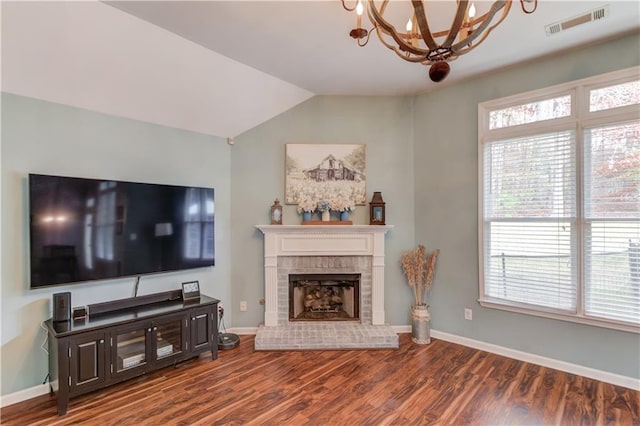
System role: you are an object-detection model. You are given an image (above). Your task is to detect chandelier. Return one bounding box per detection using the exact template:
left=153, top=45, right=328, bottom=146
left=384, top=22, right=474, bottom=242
left=341, top=0, right=538, bottom=82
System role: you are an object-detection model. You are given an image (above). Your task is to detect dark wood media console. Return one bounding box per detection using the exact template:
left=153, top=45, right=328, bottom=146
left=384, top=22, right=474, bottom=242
left=43, top=291, right=219, bottom=415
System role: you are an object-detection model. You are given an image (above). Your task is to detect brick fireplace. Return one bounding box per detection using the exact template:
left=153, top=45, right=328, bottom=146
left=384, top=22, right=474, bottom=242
left=255, top=225, right=398, bottom=350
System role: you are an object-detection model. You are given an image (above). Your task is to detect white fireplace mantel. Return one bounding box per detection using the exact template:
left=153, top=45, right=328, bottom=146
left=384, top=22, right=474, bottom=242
left=256, top=225, right=393, bottom=326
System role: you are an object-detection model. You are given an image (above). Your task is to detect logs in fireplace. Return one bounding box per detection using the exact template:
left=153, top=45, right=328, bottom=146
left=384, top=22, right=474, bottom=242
left=289, top=273, right=360, bottom=321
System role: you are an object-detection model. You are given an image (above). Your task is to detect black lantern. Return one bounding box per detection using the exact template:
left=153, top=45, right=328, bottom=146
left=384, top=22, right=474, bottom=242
left=369, top=192, right=385, bottom=225
left=270, top=199, right=283, bottom=225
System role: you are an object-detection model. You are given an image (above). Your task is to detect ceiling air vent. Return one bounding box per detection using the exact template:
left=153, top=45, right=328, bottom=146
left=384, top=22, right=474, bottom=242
left=545, top=5, right=610, bottom=36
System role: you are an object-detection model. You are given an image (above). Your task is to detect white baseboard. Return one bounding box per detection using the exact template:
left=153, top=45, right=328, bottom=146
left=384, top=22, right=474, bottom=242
left=1, top=383, right=50, bottom=408
left=227, top=326, right=258, bottom=335
left=3, top=326, right=636, bottom=407
left=391, top=325, right=411, bottom=333
left=429, top=329, right=639, bottom=391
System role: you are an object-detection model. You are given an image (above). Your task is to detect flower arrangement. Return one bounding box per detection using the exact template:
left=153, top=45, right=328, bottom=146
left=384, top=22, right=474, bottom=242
left=316, top=200, right=331, bottom=213
left=330, top=193, right=356, bottom=212
left=296, top=185, right=318, bottom=213
left=400, top=245, right=440, bottom=307
left=294, top=182, right=359, bottom=217
left=296, top=197, right=317, bottom=214
left=324, top=184, right=357, bottom=212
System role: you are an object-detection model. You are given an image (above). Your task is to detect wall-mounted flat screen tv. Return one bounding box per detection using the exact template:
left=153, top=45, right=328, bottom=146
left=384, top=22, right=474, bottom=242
left=29, top=174, right=214, bottom=289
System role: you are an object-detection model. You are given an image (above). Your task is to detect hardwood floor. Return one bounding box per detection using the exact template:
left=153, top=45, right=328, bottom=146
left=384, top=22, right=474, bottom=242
left=2, top=334, right=638, bottom=425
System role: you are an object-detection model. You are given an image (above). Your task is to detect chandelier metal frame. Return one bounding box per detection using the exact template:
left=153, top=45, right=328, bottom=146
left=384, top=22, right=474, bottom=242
left=341, top=0, right=538, bottom=82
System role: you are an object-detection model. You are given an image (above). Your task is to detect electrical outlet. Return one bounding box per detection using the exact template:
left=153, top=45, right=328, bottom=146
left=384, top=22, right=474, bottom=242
left=464, top=308, right=473, bottom=320
left=240, top=300, right=247, bottom=312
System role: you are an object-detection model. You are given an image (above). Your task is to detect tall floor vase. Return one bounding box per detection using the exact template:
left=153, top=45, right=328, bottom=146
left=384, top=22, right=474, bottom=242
left=411, top=305, right=431, bottom=344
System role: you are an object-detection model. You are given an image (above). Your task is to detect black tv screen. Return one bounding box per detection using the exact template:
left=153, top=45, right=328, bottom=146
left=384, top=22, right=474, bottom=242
left=29, top=174, right=214, bottom=288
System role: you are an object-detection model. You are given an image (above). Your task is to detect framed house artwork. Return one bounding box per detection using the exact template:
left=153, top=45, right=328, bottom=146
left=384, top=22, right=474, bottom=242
left=285, top=144, right=366, bottom=212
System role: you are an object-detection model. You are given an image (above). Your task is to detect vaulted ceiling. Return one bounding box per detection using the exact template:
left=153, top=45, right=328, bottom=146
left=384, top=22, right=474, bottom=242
left=108, top=1, right=640, bottom=96
left=2, top=1, right=639, bottom=138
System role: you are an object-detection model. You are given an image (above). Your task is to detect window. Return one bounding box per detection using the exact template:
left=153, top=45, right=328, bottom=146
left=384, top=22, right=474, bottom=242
left=183, top=188, right=214, bottom=261
left=479, top=67, right=640, bottom=332
left=95, top=181, right=117, bottom=261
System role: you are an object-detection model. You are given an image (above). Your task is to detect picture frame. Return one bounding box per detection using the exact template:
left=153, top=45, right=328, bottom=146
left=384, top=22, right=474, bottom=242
left=285, top=144, right=366, bottom=206
left=181, top=281, right=200, bottom=300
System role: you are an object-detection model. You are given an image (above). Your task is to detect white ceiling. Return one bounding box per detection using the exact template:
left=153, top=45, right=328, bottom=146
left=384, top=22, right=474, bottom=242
left=1, top=1, right=313, bottom=138
left=2, top=1, right=639, bottom=138
left=107, top=1, right=640, bottom=96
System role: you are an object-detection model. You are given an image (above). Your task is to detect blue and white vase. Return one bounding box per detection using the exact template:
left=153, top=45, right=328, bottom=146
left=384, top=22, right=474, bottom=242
left=340, top=211, right=350, bottom=221
left=302, top=211, right=312, bottom=222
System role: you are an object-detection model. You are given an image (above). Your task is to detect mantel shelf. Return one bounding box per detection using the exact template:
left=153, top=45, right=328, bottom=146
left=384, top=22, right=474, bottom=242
left=256, top=224, right=394, bottom=234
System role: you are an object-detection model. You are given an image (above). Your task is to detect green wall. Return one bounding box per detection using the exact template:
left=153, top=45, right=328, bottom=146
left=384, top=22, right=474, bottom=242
left=230, top=96, right=417, bottom=327
left=413, top=32, right=640, bottom=379
left=1, top=93, right=232, bottom=395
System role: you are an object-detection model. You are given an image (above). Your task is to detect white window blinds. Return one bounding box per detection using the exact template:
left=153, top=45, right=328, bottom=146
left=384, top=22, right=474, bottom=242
left=584, top=121, right=640, bottom=323
left=479, top=67, right=640, bottom=331
left=483, top=132, right=577, bottom=311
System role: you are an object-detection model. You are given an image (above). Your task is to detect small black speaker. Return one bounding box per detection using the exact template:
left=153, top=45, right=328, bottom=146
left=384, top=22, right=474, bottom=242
left=53, top=292, right=71, bottom=322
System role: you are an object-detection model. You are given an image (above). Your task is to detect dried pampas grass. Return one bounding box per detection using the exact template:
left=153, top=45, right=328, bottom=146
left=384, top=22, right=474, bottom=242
left=401, top=245, right=440, bottom=307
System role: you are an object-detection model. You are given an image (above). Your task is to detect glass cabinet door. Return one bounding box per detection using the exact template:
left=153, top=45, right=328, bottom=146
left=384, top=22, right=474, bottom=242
left=114, top=328, right=147, bottom=373
left=153, top=313, right=186, bottom=363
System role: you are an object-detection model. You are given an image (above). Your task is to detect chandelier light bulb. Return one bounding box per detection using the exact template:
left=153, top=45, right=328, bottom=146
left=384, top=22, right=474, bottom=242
left=349, top=0, right=368, bottom=40
left=469, top=3, right=476, bottom=18
left=406, top=18, right=413, bottom=32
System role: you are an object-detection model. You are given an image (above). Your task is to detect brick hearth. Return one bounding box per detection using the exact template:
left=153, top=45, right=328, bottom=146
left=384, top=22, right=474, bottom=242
left=254, top=322, right=398, bottom=350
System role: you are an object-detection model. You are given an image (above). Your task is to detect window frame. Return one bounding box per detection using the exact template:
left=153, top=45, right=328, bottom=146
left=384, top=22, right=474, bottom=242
left=478, top=66, right=640, bottom=333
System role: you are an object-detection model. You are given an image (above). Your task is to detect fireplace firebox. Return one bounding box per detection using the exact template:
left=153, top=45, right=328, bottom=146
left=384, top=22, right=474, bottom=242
left=289, top=273, right=360, bottom=321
